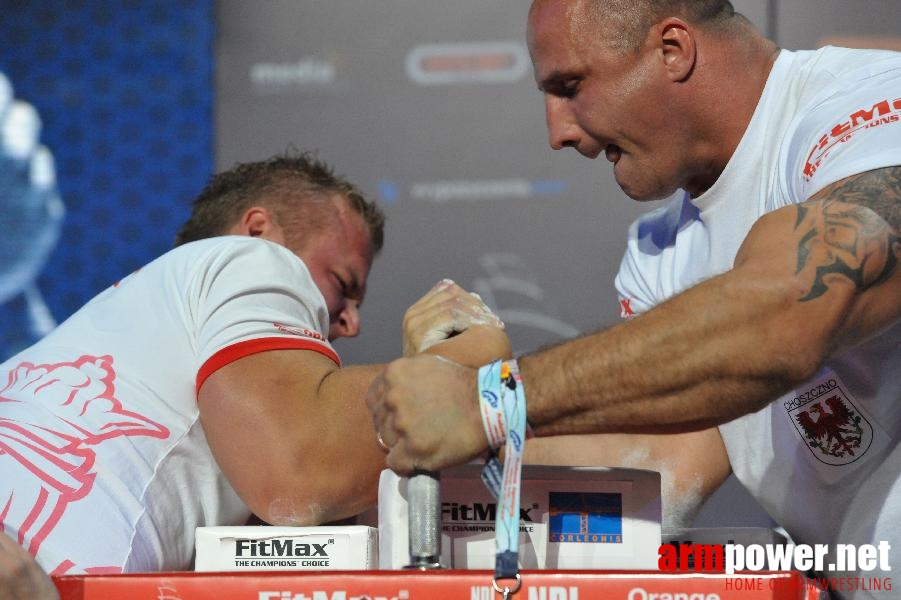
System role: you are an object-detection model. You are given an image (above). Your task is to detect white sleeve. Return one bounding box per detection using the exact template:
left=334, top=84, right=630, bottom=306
left=785, top=71, right=901, bottom=202
left=188, top=238, right=339, bottom=391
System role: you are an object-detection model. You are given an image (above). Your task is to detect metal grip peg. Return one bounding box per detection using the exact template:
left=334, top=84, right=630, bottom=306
left=405, top=470, right=443, bottom=569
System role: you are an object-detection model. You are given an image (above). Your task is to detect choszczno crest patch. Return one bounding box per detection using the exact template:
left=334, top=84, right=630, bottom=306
left=785, top=373, right=873, bottom=466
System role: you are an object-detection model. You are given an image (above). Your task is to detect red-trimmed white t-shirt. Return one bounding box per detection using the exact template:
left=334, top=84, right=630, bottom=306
left=0, top=236, right=338, bottom=573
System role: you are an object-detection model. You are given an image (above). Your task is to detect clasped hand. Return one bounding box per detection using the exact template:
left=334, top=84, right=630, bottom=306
left=374, top=279, right=504, bottom=474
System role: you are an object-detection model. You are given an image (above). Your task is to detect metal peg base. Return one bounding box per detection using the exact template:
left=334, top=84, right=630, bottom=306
left=403, top=557, right=445, bottom=570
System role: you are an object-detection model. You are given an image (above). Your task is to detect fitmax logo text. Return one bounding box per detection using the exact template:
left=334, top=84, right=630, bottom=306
left=236, top=539, right=329, bottom=557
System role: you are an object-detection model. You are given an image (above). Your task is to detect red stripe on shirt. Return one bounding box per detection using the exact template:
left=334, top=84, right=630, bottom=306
left=196, top=337, right=341, bottom=395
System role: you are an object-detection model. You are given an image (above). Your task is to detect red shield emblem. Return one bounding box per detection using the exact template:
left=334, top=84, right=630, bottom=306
left=786, top=376, right=873, bottom=466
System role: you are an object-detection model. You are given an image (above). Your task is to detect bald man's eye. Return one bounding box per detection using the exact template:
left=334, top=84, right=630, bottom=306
left=558, top=79, right=580, bottom=99
left=547, top=77, right=580, bottom=99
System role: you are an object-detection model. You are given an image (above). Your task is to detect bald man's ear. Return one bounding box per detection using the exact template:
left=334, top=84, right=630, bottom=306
left=658, top=18, right=696, bottom=82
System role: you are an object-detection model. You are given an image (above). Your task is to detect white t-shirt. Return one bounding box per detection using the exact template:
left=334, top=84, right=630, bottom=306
left=0, top=236, right=339, bottom=574
left=615, top=47, right=901, bottom=588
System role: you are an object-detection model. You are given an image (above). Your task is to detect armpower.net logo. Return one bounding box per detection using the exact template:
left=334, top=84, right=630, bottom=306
left=659, top=541, right=892, bottom=594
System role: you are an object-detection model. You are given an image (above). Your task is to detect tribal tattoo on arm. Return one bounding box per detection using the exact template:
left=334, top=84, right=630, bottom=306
left=794, top=166, right=901, bottom=302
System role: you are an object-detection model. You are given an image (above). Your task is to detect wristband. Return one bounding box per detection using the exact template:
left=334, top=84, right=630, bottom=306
left=477, top=359, right=507, bottom=451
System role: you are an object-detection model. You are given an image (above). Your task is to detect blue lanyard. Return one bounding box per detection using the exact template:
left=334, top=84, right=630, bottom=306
left=478, top=359, right=527, bottom=597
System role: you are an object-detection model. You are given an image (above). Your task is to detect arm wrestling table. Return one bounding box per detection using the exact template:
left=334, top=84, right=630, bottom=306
left=52, top=569, right=824, bottom=600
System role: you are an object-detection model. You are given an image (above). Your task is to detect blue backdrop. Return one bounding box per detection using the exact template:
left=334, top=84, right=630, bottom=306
left=0, top=1, right=214, bottom=359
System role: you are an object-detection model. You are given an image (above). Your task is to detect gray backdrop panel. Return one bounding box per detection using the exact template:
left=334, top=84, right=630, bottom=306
left=214, top=1, right=900, bottom=528
left=216, top=0, right=660, bottom=364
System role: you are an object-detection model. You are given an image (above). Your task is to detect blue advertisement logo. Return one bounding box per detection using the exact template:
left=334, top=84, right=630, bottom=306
left=549, top=492, right=623, bottom=543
